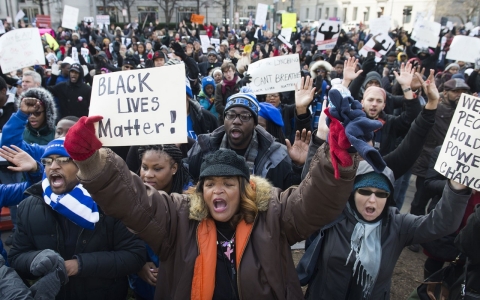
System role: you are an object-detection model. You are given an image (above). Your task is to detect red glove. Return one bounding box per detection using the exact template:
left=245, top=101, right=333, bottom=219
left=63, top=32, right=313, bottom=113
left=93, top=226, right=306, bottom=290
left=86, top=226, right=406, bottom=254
left=324, top=108, right=352, bottom=179
left=64, top=116, right=103, bottom=161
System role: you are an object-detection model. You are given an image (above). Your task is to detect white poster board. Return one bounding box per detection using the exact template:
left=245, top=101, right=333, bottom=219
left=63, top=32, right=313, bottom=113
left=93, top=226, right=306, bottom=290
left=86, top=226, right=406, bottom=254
left=83, top=17, right=94, bottom=26
left=199, top=35, right=210, bottom=53
left=359, top=32, right=394, bottom=62
left=446, top=36, right=480, bottom=64
left=280, top=27, right=292, bottom=42
left=62, top=5, right=79, bottom=30
left=255, top=3, right=269, bottom=26
left=434, top=93, right=480, bottom=190
left=369, top=16, right=391, bottom=35
left=96, top=15, right=110, bottom=26
left=315, top=19, right=341, bottom=50
left=465, top=22, right=474, bottom=31
left=15, top=10, right=25, bottom=23
left=411, top=19, right=441, bottom=48
left=247, top=54, right=301, bottom=95
left=0, top=28, right=45, bottom=73
left=210, top=38, right=220, bottom=46
left=0, top=22, right=5, bottom=34
left=89, top=64, right=187, bottom=146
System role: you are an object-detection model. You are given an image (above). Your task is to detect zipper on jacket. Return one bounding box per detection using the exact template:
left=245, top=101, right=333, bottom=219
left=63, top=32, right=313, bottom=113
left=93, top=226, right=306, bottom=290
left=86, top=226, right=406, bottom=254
left=236, top=215, right=257, bottom=300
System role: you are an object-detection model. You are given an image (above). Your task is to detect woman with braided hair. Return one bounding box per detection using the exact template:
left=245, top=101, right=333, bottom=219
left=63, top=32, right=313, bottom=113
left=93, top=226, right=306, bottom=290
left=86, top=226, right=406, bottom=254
left=129, top=144, right=191, bottom=300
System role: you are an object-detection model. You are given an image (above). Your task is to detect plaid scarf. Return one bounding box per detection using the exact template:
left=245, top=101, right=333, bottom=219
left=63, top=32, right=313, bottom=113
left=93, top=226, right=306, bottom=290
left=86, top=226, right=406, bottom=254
left=219, top=130, right=258, bottom=175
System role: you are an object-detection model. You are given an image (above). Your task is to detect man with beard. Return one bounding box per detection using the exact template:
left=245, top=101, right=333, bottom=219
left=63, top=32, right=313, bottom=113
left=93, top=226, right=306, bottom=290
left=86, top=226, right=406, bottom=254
left=409, top=79, right=470, bottom=238
left=47, top=63, right=91, bottom=120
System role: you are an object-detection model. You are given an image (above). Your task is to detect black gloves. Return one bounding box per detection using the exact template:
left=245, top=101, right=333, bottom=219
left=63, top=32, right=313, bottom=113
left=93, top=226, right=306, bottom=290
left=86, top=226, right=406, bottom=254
left=361, top=56, right=377, bottom=74
left=172, top=42, right=187, bottom=60
left=315, top=75, right=324, bottom=92
left=240, top=73, right=252, bottom=86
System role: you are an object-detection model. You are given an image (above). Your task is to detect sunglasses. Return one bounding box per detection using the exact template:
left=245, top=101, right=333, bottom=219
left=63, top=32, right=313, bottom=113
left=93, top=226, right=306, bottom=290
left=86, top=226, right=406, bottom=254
left=357, top=188, right=390, bottom=199
left=31, top=111, right=45, bottom=117
left=41, top=157, right=73, bottom=166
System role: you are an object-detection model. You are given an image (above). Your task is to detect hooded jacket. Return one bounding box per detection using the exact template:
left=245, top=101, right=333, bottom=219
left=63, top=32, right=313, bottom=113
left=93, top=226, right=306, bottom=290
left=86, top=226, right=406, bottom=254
left=198, top=77, right=218, bottom=118
left=17, top=88, right=57, bottom=145
left=47, top=64, right=91, bottom=120
left=72, top=141, right=359, bottom=300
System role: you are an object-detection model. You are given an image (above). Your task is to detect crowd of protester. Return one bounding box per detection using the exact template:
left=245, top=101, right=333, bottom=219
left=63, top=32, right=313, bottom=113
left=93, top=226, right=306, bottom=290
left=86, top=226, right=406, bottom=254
left=0, top=17, right=479, bottom=299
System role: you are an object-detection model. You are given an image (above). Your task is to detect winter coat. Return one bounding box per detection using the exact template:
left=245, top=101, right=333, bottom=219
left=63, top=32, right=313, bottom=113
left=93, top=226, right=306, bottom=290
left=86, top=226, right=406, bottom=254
left=0, top=94, right=17, bottom=131
left=72, top=142, right=359, bottom=300
left=186, top=125, right=302, bottom=190
left=8, top=183, right=146, bottom=300
left=188, top=99, right=219, bottom=137
left=305, top=163, right=471, bottom=300
left=46, top=64, right=91, bottom=120
left=412, top=98, right=456, bottom=178
left=0, top=256, right=32, bottom=300
left=214, top=78, right=242, bottom=125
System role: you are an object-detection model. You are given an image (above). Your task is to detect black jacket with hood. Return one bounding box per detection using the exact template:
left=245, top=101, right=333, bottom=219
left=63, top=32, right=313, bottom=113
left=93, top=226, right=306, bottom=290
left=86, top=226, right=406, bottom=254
left=47, top=64, right=91, bottom=120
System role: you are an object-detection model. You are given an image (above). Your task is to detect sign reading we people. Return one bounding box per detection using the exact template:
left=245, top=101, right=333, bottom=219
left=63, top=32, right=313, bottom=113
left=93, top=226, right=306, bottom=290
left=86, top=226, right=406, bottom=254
left=89, top=64, right=187, bottom=146
left=434, top=93, right=480, bottom=190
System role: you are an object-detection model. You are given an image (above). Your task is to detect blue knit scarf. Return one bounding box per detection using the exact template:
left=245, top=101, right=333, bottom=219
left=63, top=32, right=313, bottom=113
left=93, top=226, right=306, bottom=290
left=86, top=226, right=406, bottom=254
left=42, top=178, right=99, bottom=230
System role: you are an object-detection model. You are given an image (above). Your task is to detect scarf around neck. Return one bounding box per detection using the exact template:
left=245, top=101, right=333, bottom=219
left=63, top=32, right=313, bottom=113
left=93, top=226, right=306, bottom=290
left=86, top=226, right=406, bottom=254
left=42, top=178, right=99, bottom=230
left=220, top=129, right=258, bottom=175
left=345, top=202, right=382, bottom=298
left=222, top=75, right=238, bottom=94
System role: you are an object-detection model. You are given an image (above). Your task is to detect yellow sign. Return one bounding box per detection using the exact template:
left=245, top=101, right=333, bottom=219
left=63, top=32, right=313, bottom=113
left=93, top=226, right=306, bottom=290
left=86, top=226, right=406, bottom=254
left=282, top=13, right=297, bottom=32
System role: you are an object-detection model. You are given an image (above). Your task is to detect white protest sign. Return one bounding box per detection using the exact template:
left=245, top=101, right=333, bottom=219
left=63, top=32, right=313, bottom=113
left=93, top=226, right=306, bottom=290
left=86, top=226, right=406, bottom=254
left=465, top=22, right=474, bottom=31
left=0, top=22, right=5, bottom=34
left=470, top=27, right=480, bottom=37
left=434, top=93, right=480, bottom=190
left=62, top=5, right=79, bottom=30
left=280, top=27, right=292, bottom=42
left=315, top=19, right=341, bottom=50
left=84, top=17, right=94, bottom=26
left=359, top=32, right=394, bottom=62
left=255, top=3, right=269, bottom=26
left=6, top=17, right=12, bottom=23
left=15, top=10, right=25, bottom=22
left=210, top=38, right=220, bottom=46
left=89, top=64, right=187, bottom=146
left=96, top=15, right=110, bottom=25
left=447, top=21, right=453, bottom=30
left=247, top=54, right=301, bottom=95
left=411, top=19, right=441, bottom=48
left=446, top=35, right=480, bottom=64
left=369, top=16, right=391, bottom=35
left=199, top=35, right=210, bottom=53
left=0, top=28, right=45, bottom=74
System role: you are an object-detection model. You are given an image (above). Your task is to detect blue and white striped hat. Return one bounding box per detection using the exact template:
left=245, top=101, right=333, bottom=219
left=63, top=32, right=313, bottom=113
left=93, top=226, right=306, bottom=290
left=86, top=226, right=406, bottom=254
left=225, top=87, right=260, bottom=124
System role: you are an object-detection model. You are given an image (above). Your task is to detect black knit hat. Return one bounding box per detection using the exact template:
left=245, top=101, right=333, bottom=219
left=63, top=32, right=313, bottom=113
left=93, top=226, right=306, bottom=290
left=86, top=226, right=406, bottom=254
left=199, top=149, right=250, bottom=180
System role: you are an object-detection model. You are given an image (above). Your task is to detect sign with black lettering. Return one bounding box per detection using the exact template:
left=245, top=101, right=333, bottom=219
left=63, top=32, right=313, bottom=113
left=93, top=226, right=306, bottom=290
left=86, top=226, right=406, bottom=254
left=435, top=93, right=480, bottom=190
left=88, top=64, right=187, bottom=146
left=247, top=54, right=301, bottom=95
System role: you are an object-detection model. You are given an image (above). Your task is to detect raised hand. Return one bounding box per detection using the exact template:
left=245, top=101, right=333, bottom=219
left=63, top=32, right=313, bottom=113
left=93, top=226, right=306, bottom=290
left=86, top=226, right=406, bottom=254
left=0, top=145, right=38, bottom=172
left=64, top=116, right=104, bottom=161
left=286, top=129, right=312, bottom=166
left=393, top=62, right=415, bottom=87
left=20, top=98, right=42, bottom=115
left=342, top=57, right=363, bottom=86
left=295, top=76, right=316, bottom=114
left=415, top=69, right=440, bottom=110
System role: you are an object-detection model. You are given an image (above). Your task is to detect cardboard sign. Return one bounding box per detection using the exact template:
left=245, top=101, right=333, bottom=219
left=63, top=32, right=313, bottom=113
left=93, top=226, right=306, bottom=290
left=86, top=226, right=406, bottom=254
left=210, top=38, right=220, bottom=46
left=15, top=10, right=25, bottom=23
left=247, top=54, right=301, bottom=95
left=0, top=28, right=45, bottom=73
left=280, top=27, right=292, bottom=42
left=255, top=3, right=269, bottom=26
left=190, top=14, right=204, bottom=24
left=369, top=16, right=391, bottom=35
left=434, top=94, right=480, bottom=190
left=282, top=13, right=297, bottom=32
left=446, top=36, right=480, bottom=64
left=359, top=32, right=394, bottom=62
left=199, top=35, right=210, bottom=53
left=315, top=19, right=341, bottom=50
left=411, top=19, right=441, bottom=48
left=62, top=5, right=79, bottom=30
left=89, top=65, right=187, bottom=146
left=36, top=15, right=51, bottom=28
left=96, top=15, right=110, bottom=26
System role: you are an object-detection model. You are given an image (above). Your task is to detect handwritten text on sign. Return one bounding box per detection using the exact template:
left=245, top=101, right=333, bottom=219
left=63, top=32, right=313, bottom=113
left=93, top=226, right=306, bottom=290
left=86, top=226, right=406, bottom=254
left=247, top=54, right=301, bottom=95
left=0, top=28, right=45, bottom=74
left=88, top=65, right=187, bottom=146
left=435, top=94, right=480, bottom=189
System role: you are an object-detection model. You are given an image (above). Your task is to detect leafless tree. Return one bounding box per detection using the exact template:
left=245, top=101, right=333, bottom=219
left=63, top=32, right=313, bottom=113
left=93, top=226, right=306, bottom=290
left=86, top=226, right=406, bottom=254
left=153, top=0, right=179, bottom=25
left=108, top=0, right=136, bottom=23
left=436, top=0, right=480, bottom=24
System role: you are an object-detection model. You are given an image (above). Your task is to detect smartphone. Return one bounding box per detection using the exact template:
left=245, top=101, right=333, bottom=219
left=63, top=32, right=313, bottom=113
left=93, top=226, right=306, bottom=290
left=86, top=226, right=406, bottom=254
left=367, top=51, right=376, bottom=58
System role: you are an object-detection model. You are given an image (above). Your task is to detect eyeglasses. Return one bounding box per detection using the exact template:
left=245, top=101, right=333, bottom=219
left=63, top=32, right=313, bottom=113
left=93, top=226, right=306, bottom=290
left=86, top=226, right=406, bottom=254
left=357, top=188, right=390, bottom=199
left=225, top=111, right=252, bottom=122
left=314, top=69, right=326, bottom=73
left=267, top=94, right=280, bottom=98
left=30, top=111, right=45, bottom=117
left=41, top=157, right=73, bottom=166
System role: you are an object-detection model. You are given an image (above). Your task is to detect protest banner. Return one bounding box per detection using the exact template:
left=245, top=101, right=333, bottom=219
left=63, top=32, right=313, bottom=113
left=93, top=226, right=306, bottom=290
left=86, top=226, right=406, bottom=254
left=62, top=5, right=79, bottom=30
left=255, top=4, right=269, bottom=26
left=96, top=15, right=110, bottom=26
left=0, top=28, right=45, bottom=74
left=315, top=19, right=341, bottom=49
left=369, top=16, right=390, bottom=35
left=434, top=93, right=480, bottom=190
left=358, top=32, right=394, bottom=62
left=282, top=13, right=297, bottom=32
left=280, top=27, right=292, bottom=42
left=190, top=14, right=204, bottom=24
left=411, top=19, right=441, bottom=48
left=210, top=38, right=220, bottom=46
left=83, top=17, right=94, bottom=27
left=15, top=10, right=25, bottom=23
left=247, top=54, right=301, bottom=95
left=89, top=64, right=187, bottom=146
left=446, top=36, right=480, bottom=64
left=199, top=35, right=210, bottom=53
left=36, top=15, right=51, bottom=28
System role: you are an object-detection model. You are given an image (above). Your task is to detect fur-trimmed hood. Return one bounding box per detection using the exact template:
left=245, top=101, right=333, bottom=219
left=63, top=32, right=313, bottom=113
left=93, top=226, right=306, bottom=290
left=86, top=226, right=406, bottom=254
left=309, top=60, right=332, bottom=80
left=16, top=87, right=57, bottom=131
left=188, top=176, right=272, bottom=221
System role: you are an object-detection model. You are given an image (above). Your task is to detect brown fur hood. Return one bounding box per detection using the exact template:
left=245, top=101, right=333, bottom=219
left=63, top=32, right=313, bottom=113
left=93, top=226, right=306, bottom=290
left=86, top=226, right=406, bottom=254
left=188, top=176, right=272, bottom=221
